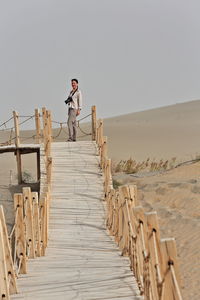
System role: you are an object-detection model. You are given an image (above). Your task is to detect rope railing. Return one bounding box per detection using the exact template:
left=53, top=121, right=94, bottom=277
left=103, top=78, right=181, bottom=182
left=95, top=115, right=183, bottom=300
left=0, top=108, right=95, bottom=147
left=0, top=116, right=14, bottom=130
left=0, top=105, right=97, bottom=299
left=0, top=107, right=52, bottom=298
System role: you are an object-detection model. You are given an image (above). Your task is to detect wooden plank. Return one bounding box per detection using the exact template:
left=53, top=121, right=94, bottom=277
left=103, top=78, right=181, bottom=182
left=42, top=107, right=47, bottom=152
left=32, top=193, right=41, bottom=257
left=0, top=221, right=10, bottom=300
left=145, top=212, right=162, bottom=300
left=91, top=105, right=97, bottom=141
left=34, top=109, right=41, bottom=144
left=11, top=141, right=142, bottom=300
left=161, top=238, right=182, bottom=300
left=15, top=150, right=22, bottom=184
left=22, top=188, right=35, bottom=259
left=14, top=194, right=27, bottom=274
left=13, top=111, right=20, bottom=147
left=39, top=196, right=47, bottom=256
left=0, top=206, right=17, bottom=295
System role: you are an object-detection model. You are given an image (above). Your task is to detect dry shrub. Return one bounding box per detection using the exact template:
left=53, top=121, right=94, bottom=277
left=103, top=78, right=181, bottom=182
left=114, top=157, right=177, bottom=174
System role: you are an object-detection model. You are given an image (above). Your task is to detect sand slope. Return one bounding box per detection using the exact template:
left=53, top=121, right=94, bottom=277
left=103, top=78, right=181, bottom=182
left=104, top=99, right=200, bottom=162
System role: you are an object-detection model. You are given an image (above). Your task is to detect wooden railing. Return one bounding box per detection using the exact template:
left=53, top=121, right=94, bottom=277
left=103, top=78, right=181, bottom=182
left=0, top=107, right=52, bottom=299
left=96, top=119, right=183, bottom=300
left=0, top=106, right=96, bottom=299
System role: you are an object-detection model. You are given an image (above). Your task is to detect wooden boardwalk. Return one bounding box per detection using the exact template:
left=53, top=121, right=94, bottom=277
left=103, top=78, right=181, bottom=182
left=12, top=141, right=142, bottom=300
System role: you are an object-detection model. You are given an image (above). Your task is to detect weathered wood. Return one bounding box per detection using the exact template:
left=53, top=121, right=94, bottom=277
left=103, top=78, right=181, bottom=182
left=146, top=212, right=162, bottom=300
left=39, top=195, right=47, bottom=256
left=14, top=194, right=27, bottom=274
left=101, top=136, right=107, bottom=168
left=11, top=141, right=141, bottom=300
left=13, top=111, right=22, bottom=183
left=161, top=238, right=182, bottom=300
left=42, top=107, right=47, bottom=150
left=0, top=206, right=17, bottom=295
left=46, top=110, right=52, bottom=157
left=34, top=109, right=41, bottom=144
left=36, top=150, right=40, bottom=182
left=0, top=220, right=10, bottom=300
left=91, top=105, right=97, bottom=141
left=46, top=156, right=52, bottom=185
left=32, top=193, right=41, bottom=257
left=15, top=150, right=22, bottom=184
left=129, top=185, right=138, bottom=206
left=13, top=111, right=20, bottom=147
left=22, top=188, right=35, bottom=259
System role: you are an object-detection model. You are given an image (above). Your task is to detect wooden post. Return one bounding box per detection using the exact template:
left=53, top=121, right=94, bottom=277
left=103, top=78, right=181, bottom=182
left=0, top=206, right=17, bottom=295
left=32, top=192, right=41, bottom=257
left=42, top=107, right=47, bottom=148
left=13, top=111, right=22, bottom=184
left=146, top=212, right=163, bottom=300
left=47, top=110, right=52, bottom=143
left=40, top=195, right=47, bottom=256
left=13, top=111, right=20, bottom=147
left=91, top=105, right=97, bottom=141
left=46, top=191, right=50, bottom=247
left=35, top=108, right=41, bottom=144
left=104, top=159, right=112, bottom=198
left=161, top=238, right=182, bottom=300
left=97, top=119, right=103, bottom=151
left=15, top=150, right=22, bottom=184
left=46, top=110, right=51, bottom=157
left=23, top=187, right=35, bottom=259
left=134, top=207, right=149, bottom=296
left=0, top=221, right=10, bottom=300
left=118, top=186, right=130, bottom=255
left=129, top=185, right=138, bottom=207
left=118, top=186, right=125, bottom=251
left=101, top=136, right=107, bottom=169
left=14, top=194, right=27, bottom=274
left=36, top=150, right=40, bottom=182
left=47, top=157, right=52, bottom=185
left=99, top=119, right=103, bottom=149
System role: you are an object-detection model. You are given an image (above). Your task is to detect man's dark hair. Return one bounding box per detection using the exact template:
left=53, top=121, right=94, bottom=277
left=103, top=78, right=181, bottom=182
left=71, top=78, right=78, bottom=84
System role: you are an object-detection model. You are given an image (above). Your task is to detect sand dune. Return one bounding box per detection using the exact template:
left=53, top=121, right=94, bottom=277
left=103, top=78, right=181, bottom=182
left=104, top=99, right=200, bottom=162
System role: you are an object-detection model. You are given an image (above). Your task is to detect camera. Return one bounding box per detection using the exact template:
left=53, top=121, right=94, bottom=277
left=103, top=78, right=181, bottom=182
left=65, top=96, right=73, bottom=105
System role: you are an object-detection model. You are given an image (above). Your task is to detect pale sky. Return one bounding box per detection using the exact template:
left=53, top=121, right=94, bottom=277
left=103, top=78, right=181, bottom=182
left=0, top=0, right=200, bottom=124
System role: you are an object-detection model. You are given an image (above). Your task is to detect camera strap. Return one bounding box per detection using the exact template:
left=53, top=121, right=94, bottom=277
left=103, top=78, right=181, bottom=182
left=70, top=88, right=78, bottom=97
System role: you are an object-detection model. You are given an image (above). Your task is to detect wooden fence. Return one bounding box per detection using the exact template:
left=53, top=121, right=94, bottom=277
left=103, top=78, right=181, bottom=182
left=0, top=107, right=53, bottom=299
left=96, top=119, right=183, bottom=300
left=0, top=106, right=96, bottom=299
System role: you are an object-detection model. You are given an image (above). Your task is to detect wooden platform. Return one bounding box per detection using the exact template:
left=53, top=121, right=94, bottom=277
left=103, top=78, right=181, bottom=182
left=0, top=144, right=40, bottom=154
left=11, top=141, right=142, bottom=300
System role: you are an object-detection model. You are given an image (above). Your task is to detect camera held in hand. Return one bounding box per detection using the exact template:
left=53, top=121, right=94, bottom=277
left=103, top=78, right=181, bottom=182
left=65, top=96, right=73, bottom=105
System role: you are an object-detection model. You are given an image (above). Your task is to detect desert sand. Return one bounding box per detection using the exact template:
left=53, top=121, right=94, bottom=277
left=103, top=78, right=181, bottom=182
left=104, top=99, right=200, bottom=162
left=114, top=161, right=200, bottom=300
left=0, top=99, right=200, bottom=299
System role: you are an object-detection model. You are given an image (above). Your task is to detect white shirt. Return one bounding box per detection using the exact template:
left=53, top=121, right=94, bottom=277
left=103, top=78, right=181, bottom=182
left=68, top=89, right=82, bottom=110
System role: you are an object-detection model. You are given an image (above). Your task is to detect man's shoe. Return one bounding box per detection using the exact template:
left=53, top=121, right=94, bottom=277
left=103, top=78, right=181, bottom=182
left=67, top=138, right=73, bottom=142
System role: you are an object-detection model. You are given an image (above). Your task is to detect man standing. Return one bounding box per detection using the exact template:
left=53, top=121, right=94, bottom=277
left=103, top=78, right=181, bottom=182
left=66, top=79, right=82, bottom=142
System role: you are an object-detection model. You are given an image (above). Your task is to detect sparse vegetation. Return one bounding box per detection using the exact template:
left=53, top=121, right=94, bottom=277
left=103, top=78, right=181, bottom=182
left=22, top=170, right=34, bottom=183
left=113, top=179, right=121, bottom=189
left=114, top=157, right=177, bottom=174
